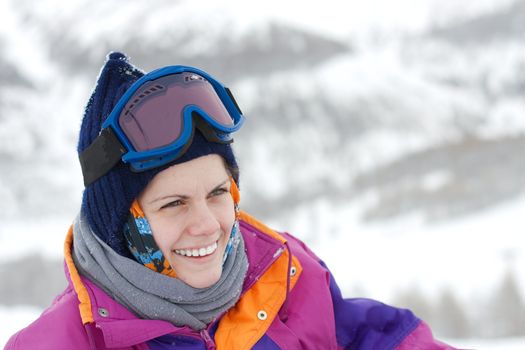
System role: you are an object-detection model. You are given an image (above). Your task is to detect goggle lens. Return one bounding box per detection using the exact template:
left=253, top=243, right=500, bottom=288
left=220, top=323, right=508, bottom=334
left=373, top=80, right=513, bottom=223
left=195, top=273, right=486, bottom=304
left=119, top=72, right=233, bottom=152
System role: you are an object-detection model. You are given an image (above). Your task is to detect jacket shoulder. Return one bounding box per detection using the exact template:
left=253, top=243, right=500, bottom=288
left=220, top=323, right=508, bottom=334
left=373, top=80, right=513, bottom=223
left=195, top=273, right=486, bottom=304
left=5, top=287, right=91, bottom=350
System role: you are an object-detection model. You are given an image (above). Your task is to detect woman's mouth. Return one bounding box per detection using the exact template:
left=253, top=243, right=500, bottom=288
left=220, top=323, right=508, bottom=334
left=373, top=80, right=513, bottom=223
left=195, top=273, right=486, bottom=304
left=173, top=241, right=218, bottom=258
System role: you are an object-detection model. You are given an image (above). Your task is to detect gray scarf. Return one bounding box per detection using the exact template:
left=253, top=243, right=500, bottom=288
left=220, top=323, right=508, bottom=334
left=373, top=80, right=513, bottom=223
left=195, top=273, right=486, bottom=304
left=72, top=213, right=248, bottom=330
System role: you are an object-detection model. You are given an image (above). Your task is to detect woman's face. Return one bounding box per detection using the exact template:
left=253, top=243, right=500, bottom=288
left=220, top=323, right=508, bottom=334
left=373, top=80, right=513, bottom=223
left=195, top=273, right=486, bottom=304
left=138, top=154, right=235, bottom=288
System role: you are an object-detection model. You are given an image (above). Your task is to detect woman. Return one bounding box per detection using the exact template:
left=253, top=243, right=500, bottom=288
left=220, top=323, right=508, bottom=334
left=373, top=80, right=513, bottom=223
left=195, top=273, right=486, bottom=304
left=5, top=52, right=454, bottom=349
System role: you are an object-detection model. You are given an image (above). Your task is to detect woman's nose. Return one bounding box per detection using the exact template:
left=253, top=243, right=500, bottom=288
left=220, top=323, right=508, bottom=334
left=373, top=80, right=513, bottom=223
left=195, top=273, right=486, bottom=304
left=185, top=202, right=221, bottom=236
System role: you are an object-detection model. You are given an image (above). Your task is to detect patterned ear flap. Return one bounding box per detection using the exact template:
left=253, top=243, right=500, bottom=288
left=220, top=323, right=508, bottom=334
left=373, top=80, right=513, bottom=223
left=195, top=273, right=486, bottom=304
left=123, top=200, right=177, bottom=277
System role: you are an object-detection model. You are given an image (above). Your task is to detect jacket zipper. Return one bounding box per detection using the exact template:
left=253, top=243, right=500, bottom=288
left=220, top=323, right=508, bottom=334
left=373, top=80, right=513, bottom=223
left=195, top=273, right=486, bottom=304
left=200, top=329, right=216, bottom=350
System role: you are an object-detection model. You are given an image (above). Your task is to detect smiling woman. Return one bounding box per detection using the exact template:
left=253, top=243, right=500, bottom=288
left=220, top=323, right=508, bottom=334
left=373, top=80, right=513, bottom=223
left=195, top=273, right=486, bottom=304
left=4, top=52, right=455, bottom=349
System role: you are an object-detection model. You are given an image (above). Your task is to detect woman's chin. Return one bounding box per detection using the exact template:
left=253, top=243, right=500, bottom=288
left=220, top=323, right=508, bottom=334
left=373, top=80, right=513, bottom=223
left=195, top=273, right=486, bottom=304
left=169, top=252, right=225, bottom=288
left=181, top=269, right=222, bottom=289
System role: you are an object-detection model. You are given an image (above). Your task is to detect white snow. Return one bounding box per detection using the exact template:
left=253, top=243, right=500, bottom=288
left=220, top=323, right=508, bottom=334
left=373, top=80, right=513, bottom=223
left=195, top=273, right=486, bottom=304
left=446, top=336, right=525, bottom=350
left=271, top=191, right=525, bottom=312
left=0, top=306, right=42, bottom=347
left=0, top=219, right=72, bottom=262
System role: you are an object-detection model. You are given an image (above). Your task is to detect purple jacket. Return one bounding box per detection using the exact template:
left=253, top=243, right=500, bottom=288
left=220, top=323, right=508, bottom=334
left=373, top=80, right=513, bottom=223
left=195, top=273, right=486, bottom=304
left=5, top=212, right=454, bottom=349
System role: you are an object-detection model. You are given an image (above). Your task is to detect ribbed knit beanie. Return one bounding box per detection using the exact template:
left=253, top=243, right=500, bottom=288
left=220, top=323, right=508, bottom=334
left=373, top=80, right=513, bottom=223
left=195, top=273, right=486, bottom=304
left=78, top=52, right=239, bottom=258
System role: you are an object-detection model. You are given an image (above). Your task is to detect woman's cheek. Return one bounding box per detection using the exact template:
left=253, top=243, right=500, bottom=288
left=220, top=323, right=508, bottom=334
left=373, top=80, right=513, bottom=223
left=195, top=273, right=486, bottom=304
left=151, top=218, right=180, bottom=251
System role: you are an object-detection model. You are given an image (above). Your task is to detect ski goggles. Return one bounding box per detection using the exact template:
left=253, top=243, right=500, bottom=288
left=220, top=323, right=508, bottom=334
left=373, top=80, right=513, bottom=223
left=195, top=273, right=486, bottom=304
left=79, top=65, right=244, bottom=186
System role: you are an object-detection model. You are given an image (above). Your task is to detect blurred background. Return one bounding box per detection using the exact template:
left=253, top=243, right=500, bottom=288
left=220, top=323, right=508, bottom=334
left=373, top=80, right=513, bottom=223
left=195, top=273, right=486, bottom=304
left=1, top=0, right=524, bottom=348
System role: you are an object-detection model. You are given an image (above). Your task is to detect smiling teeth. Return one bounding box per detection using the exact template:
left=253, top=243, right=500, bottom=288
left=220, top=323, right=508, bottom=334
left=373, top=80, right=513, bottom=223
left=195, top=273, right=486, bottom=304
left=175, top=242, right=218, bottom=257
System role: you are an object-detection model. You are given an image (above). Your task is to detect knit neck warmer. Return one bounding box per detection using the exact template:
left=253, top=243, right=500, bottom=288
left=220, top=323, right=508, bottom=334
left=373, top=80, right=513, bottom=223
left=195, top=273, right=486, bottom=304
left=72, top=213, right=248, bottom=331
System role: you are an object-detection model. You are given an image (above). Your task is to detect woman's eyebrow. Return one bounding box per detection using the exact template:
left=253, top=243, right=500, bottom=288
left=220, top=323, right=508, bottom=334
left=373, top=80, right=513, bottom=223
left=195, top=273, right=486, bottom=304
left=149, top=193, right=188, bottom=205
left=149, top=179, right=230, bottom=204
left=209, top=179, right=230, bottom=194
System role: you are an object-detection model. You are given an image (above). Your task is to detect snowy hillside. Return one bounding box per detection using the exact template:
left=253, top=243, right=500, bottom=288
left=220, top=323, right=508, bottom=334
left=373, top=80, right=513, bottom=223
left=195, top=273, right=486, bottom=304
left=1, top=0, right=524, bottom=346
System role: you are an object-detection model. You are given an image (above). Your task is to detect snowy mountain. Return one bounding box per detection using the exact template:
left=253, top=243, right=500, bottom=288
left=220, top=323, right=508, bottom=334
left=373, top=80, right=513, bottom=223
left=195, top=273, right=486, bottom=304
left=0, top=0, right=524, bottom=341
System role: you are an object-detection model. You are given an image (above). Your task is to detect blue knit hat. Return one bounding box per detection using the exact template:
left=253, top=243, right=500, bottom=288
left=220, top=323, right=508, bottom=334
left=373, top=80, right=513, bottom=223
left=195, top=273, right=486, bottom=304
left=78, top=52, right=239, bottom=257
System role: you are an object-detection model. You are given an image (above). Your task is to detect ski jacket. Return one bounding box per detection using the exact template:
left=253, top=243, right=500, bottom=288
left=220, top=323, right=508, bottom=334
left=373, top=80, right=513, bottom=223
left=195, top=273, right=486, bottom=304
left=5, top=212, right=454, bottom=349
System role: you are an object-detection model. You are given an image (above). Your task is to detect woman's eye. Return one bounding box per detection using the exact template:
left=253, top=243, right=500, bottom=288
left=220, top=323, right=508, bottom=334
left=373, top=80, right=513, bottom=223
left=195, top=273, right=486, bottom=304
left=211, top=188, right=228, bottom=197
left=161, top=200, right=183, bottom=209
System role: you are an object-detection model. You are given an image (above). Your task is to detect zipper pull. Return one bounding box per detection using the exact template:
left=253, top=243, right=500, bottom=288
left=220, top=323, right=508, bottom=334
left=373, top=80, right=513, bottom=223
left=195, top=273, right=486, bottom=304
left=200, top=329, right=216, bottom=350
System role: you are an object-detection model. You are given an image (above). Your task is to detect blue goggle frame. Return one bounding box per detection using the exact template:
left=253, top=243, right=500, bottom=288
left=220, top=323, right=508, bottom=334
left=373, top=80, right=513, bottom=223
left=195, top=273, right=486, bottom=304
left=102, top=65, right=244, bottom=171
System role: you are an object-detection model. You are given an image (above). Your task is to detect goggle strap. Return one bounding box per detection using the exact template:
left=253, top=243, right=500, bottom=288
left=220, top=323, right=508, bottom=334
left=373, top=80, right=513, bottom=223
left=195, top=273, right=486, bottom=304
left=79, top=127, right=126, bottom=186
left=193, top=114, right=234, bottom=144
left=225, top=87, right=243, bottom=116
